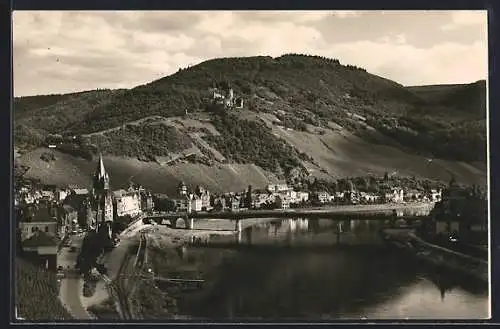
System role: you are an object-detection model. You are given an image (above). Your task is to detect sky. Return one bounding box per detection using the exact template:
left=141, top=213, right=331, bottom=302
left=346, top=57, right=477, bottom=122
left=12, top=10, right=488, bottom=97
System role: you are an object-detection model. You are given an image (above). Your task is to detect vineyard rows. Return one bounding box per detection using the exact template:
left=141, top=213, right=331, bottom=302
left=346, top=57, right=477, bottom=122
left=15, top=257, right=73, bottom=321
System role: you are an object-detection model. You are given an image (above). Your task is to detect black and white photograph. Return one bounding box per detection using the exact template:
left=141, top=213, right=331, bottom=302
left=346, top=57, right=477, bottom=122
left=12, top=10, right=489, bottom=321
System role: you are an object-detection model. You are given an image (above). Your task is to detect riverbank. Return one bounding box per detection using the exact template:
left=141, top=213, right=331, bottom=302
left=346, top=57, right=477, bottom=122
left=129, top=217, right=285, bottom=319
left=87, top=218, right=278, bottom=319
left=380, top=228, right=488, bottom=283
left=89, top=215, right=488, bottom=320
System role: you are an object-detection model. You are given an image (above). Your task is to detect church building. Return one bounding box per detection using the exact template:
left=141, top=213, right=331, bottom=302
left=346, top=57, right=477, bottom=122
left=92, top=154, right=114, bottom=236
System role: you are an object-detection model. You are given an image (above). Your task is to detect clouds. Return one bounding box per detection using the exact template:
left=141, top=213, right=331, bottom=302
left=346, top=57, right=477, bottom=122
left=12, top=10, right=488, bottom=97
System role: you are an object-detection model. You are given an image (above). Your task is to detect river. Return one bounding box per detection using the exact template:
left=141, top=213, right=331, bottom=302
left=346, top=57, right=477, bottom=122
left=157, top=218, right=489, bottom=320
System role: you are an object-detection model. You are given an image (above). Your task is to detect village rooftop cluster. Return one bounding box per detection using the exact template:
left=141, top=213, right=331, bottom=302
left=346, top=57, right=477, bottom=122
left=14, top=153, right=447, bottom=272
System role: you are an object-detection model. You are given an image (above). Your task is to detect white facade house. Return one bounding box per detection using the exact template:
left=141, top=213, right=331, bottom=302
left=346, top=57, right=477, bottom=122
left=384, top=188, right=404, bottom=203
left=113, top=190, right=141, bottom=217
left=431, top=189, right=443, bottom=202
left=316, top=191, right=330, bottom=204
left=190, top=195, right=203, bottom=212
left=267, top=183, right=291, bottom=193
left=275, top=195, right=291, bottom=210
left=173, top=196, right=192, bottom=213
left=360, top=192, right=380, bottom=203
left=56, top=189, right=69, bottom=202
left=296, top=191, right=310, bottom=203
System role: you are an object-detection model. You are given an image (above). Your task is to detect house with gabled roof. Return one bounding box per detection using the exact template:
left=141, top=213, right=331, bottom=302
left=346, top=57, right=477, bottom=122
left=18, top=204, right=59, bottom=241
left=21, top=230, right=60, bottom=271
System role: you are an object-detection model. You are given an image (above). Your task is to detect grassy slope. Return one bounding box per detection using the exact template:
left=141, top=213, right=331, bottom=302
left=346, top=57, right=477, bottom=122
left=19, top=148, right=279, bottom=194
left=252, top=112, right=486, bottom=185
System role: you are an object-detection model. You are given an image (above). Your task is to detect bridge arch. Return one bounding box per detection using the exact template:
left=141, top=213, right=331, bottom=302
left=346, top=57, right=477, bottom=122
left=171, top=217, right=184, bottom=229
left=170, top=216, right=194, bottom=229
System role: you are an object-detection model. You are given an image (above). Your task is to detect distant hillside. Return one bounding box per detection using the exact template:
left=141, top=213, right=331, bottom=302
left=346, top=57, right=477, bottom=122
left=13, top=54, right=487, bottom=187
left=14, top=91, right=85, bottom=120
left=406, top=80, right=487, bottom=119
left=15, top=89, right=125, bottom=133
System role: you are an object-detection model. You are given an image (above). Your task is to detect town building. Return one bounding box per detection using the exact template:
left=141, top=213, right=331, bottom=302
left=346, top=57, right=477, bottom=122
left=430, top=189, right=443, bottom=202
left=210, top=195, right=225, bottom=211
left=40, top=190, right=55, bottom=202
left=173, top=196, right=191, bottom=213
left=314, top=191, right=330, bottom=204
left=234, top=97, right=244, bottom=109
left=404, top=189, right=423, bottom=202
left=190, top=194, right=203, bottom=212
left=224, top=195, right=240, bottom=212
left=344, top=190, right=360, bottom=204
left=252, top=192, right=273, bottom=209
left=17, top=190, right=36, bottom=205
left=113, top=189, right=141, bottom=217
left=359, top=192, right=379, bottom=204
left=58, top=204, right=78, bottom=237
left=55, top=188, right=69, bottom=202
left=21, top=231, right=59, bottom=271
left=210, top=85, right=242, bottom=109
left=425, top=182, right=487, bottom=241
left=275, top=195, right=291, bottom=210
left=69, top=187, right=89, bottom=196
left=140, top=191, right=154, bottom=212
left=194, top=185, right=212, bottom=211
left=18, top=204, right=59, bottom=241
left=296, top=191, right=310, bottom=203
left=334, top=191, right=345, bottom=200
left=382, top=188, right=405, bottom=203
left=178, top=181, right=188, bottom=196
left=267, top=183, right=292, bottom=194
left=63, top=191, right=93, bottom=229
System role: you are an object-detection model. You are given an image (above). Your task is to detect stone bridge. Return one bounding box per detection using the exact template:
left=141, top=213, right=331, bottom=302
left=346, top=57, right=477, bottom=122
left=144, top=202, right=434, bottom=232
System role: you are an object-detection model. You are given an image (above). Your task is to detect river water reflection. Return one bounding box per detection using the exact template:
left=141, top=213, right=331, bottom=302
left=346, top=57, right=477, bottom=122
left=175, top=218, right=489, bottom=320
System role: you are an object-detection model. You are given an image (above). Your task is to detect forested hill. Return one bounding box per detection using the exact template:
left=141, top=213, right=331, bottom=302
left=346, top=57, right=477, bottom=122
left=14, top=54, right=487, bottom=187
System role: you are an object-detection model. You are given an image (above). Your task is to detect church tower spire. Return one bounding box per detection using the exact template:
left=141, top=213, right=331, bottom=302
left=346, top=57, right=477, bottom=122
left=92, top=153, right=114, bottom=229
left=93, top=153, right=110, bottom=192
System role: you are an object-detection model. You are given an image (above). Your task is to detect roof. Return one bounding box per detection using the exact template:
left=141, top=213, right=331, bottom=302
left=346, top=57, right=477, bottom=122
left=22, top=231, right=60, bottom=248
left=153, top=193, right=170, bottom=199
left=61, top=204, right=77, bottom=213
left=113, top=189, right=138, bottom=198
left=72, top=188, right=89, bottom=195
left=113, top=189, right=128, bottom=197
left=171, top=196, right=190, bottom=202
left=19, top=205, right=57, bottom=223
left=63, top=193, right=87, bottom=210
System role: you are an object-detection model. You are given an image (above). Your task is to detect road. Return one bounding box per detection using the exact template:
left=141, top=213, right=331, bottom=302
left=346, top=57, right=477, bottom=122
left=57, top=233, right=95, bottom=320
left=146, top=202, right=435, bottom=221
left=57, top=230, right=141, bottom=320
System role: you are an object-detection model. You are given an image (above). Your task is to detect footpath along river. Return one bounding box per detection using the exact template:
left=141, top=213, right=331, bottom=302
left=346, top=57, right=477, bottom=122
left=151, top=217, right=489, bottom=320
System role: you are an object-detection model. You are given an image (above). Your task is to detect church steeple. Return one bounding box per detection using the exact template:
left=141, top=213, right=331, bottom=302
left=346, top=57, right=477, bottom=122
left=92, top=153, right=114, bottom=229
left=93, top=153, right=110, bottom=192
